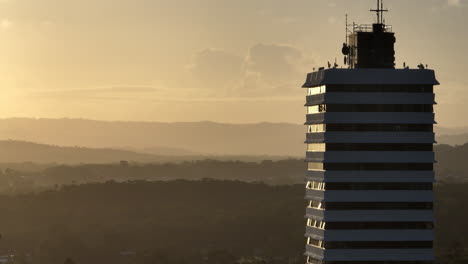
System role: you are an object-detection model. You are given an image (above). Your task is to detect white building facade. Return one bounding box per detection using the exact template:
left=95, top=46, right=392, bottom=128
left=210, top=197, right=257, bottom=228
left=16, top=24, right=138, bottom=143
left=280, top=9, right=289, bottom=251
left=301, top=5, right=439, bottom=264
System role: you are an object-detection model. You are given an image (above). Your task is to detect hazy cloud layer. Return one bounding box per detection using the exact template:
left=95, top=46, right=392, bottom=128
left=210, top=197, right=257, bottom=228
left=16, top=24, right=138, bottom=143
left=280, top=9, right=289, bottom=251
left=187, top=43, right=313, bottom=97
left=189, top=49, right=244, bottom=92
left=0, top=0, right=465, bottom=126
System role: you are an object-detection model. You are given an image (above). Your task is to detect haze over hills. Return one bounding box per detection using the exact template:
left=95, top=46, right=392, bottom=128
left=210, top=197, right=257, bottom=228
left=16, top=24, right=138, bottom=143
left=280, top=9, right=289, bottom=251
left=0, top=118, right=304, bottom=156
left=0, top=140, right=163, bottom=164
left=0, top=140, right=293, bottom=165
left=0, top=118, right=467, bottom=157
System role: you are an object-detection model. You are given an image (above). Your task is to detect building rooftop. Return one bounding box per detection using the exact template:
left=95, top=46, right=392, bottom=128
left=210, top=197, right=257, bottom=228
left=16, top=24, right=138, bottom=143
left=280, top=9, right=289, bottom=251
left=302, top=68, right=440, bottom=88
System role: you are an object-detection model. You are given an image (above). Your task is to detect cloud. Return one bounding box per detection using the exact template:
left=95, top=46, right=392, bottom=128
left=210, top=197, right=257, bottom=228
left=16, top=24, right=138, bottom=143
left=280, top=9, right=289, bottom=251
left=245, top=43, right=302, bottom=83
left=28, top=86, right=169, bottom=101
left=241, top=43, right=314, bottom=95
left=187, top=44, right=315, bottom=97
left=188, top=49, right=244, bottom=91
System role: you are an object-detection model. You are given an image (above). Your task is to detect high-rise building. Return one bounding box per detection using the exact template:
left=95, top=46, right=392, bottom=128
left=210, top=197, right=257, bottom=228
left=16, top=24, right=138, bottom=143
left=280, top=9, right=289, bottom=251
left=302, top=1, right=438, bottom=264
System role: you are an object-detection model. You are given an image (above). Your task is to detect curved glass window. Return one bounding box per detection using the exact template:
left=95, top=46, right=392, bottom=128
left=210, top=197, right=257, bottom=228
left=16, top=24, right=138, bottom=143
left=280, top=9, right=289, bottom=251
left=325, top=222, right=434, bottom=229
left=308, top=200, right=324, bottom=210
left=307, top=124, right=433, bottom=132
left=306, top=181, right=325, bottom=190
left=307, top=143, right=433, bottom=151
left=307, top=104, right=433, bottom=113
left=323, top=202, right=433, bottom=210
left=308, top=86, right=326, bottom=95
left=310, top=163, right=433, bottom=171
left=307, top=162, right=324, bottom=171
left=307, top=144, right=326, bottom=152
left=308, top=124, right=326, bottom=133
left=307, top=105, right=327, bottom=114
left=308, top=239, right=432, bottom=249
left=326, top=84, right=433, bottom=93
left=307, top=219, right=326, bottom=229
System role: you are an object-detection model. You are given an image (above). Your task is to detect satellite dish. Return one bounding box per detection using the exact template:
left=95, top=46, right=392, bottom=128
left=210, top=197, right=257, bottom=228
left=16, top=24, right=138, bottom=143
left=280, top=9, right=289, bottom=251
left=342, top=43, right=350, bottom=55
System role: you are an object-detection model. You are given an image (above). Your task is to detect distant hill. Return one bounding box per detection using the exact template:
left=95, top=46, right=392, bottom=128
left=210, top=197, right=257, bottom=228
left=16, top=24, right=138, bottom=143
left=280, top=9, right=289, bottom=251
left=434, top=126, right=468, bottom=146
left=0, top=118, right=304, bottom=156
left=0, top=140, right=162, bottom=164
left=437, top=133, right=468, bottom=146
left=0, top=140, right=292, bottom=165
left=0, top=118, right=466, bottom=157
left=0, top=142, right=465, bottom=187
left=435, top=126, right=468, bottom=136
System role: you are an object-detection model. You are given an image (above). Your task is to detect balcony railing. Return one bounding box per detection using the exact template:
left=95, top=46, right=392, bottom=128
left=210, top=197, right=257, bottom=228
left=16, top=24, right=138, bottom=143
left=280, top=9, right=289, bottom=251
left=353, top=24, right=393, bottom=33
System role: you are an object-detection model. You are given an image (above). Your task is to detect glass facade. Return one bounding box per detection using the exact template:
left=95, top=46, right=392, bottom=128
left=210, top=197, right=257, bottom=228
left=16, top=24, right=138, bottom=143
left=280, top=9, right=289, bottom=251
left=307, top=143, right=433, bottom=151
left=306, top=201, right=433, bottom=210
left=308, top=162, right=433, bottom=171
left=303, top=75, right=436, bottom=264
left=307, top=85, right=326, bottom=95
left=307, top=124, right=433, bottom=132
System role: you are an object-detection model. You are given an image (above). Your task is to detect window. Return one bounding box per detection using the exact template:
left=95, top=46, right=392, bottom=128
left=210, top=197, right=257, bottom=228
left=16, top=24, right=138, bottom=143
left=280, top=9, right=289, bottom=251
left=306, top=182, right=432, bottom=191
left=325, top=222, right=434, bottom=230
left=324, top=183, right=433, bottom=190
left=308, top=200, right=324, bottom=210
left=326, top=84, right=433, bottom=93
left=308, top=162, right=324, bottom=171
left=308, top=86, right=326, bottom=95
left=308, top=239, right=432, bottom=249
left=307, top=238, right=324, bottom=248
left=309, top=124, right=433, bottom=132
left=308, top=105, right=327, bottom=114
left=309, top=104, right=434, bottom=113
left=321, top=261, right=435, bottom=264
left=306, top=257, right=323, bottom=264
left=307, top=144, right=326, bottom=152
left=308, top=124, right=326, bottom=133
left=306, top=181, right=326, bottom=190
left=319, top=163, right=433, bottom=171
left=307, top=219, right=326, bottom=229
left=307, top=143, right=433, bottom=152
left=306, top=221, right=434, bottom=230
left=323, top=202, right=433, bottom=210
left=322, top=241, right=432, bottom=249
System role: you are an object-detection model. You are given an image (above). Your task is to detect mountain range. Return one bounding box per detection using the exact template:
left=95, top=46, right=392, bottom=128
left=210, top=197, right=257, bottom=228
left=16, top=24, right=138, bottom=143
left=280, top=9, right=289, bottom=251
left=0, top=118, right=467, bottom=157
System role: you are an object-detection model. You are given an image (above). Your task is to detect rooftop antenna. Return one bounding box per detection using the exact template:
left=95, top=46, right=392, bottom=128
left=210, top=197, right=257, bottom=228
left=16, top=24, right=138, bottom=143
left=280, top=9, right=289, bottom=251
left=345, top=14, right=348, bottom=45
left=370, top=0, right=388, bottom=24
left=342, top=14, right=351, bottom=66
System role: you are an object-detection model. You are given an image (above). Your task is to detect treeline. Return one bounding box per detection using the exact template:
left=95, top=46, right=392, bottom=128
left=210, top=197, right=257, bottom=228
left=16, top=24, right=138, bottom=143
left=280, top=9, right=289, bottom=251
left=0, top=180, right=466, bottom=264
left=2, top=143, right=468, bottom=193
left=0, top=160, right=305, bottom=193
left=0, top=180, right=305, bottom=264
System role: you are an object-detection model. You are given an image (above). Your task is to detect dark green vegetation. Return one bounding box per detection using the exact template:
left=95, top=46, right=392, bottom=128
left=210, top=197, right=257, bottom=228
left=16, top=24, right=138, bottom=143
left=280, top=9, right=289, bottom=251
left=0, top=135, right=466, bottom=263
left=0, top=159, right=303, bottom=193
left=434, top=144, right=468, bottom=182
left=1, top=144, right=468, bottom=194
left=0, top=180, right=465, bottom=264
left=1, top=180, right=305, bottom=264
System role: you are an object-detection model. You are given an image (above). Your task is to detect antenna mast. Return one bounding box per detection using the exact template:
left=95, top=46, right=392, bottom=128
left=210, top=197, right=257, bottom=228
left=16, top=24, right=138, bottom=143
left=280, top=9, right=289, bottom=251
left=345, top=14, right=348, bottom=45
left=370, top=0, right=388, bottom=24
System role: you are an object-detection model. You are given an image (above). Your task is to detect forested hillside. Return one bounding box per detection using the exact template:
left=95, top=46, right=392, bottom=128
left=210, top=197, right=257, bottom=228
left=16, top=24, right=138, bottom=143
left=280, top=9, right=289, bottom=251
left=0, top=143, right=467, bottom=193
left=0, top=180, right=465, bottom=264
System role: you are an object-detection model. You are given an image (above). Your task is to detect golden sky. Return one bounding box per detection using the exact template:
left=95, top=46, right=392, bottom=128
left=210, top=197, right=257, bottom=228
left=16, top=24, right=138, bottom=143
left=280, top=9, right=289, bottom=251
left=0, top=0, right=466, bottom=126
